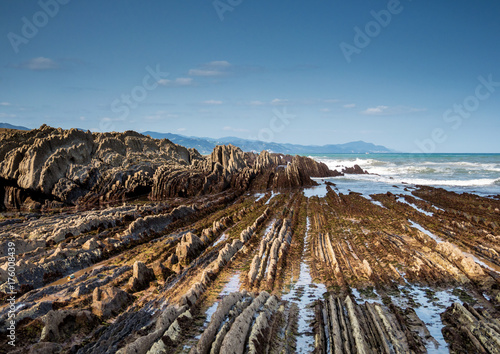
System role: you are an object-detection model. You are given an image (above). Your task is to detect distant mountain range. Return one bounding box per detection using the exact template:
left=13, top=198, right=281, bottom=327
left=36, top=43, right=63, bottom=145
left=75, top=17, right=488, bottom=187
left=143, top=131, right=393, bottom=155
left=0, top=122, right=30, bottom=130
left=0, top=123, right=393, bottom=154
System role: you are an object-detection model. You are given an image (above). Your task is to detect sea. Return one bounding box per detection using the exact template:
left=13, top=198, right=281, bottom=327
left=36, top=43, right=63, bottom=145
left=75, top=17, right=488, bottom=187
left=307, top=153, right=500, bottom=198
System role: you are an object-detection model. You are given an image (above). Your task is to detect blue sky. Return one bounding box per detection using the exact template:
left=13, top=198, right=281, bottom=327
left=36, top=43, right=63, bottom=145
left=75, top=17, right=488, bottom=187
left=1, top=0, right=499, bottom=152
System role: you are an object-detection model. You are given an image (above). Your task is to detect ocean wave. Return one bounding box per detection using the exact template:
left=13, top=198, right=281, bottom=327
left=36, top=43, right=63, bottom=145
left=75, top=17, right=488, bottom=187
left=316, top=158, right=390, bottom=170
left=404, top=178, right=500, bottom=187
left=417, top=161, right=500, bottom=171
left=315, top=157, right=500, bottom=177
left=338, top=174, right=500, bottom=187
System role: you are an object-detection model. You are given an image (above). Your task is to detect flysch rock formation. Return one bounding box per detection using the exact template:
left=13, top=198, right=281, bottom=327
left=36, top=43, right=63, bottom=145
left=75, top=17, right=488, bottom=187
left=0, top=125, right=338, bottom=211
left=0, top=126, right=499, bottom=353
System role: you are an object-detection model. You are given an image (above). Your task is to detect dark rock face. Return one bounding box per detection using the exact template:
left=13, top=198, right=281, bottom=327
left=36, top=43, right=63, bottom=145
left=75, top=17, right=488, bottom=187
left=40, top=309, right=99, bottom=342
left=176, top=232, right=204, bottom=263
left=92, top=286, right=134, bottom=317
left=342, top=164, right=368, bottom=174
left=0, top=125, right=202, bottom=209
left=13, top=127, right=497, bottom=354
left=127, top=261, right=155, bottom=292
left=441, top=302, right=500, bottom=353
left=0, top=180, right=499, bottom=353
left=0, top=127, right=340, bottom=209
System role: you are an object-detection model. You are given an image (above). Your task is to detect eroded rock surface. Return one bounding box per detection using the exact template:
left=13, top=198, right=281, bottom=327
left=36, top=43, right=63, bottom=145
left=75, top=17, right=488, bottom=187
left=1, top=126, right=340, bottom=210
left=0, top=127, right=499, bottom=353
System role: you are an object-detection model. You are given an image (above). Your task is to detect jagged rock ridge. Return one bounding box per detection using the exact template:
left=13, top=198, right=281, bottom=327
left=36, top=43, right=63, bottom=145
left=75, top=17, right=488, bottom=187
left=0, top=126, right=346, bottom=210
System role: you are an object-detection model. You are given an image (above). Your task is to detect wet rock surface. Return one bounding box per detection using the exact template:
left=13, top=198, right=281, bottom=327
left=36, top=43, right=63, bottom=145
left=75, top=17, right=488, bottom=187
left=0, top=127, right=499, bottom=353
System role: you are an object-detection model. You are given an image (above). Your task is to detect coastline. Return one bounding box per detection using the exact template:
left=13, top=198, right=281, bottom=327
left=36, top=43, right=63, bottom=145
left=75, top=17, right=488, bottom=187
left=0, top=128, right=499, bottom=353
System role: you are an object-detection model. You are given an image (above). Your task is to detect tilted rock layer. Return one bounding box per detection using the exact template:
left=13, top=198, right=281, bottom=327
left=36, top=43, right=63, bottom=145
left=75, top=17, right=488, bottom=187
left=2, top=126, right=498, bottom=353
left=0, top=126, right=339, bottom=210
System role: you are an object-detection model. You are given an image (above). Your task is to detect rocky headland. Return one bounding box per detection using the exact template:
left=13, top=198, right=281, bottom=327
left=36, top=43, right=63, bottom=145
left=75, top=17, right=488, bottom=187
left=0, top=126, right=499, bottom=353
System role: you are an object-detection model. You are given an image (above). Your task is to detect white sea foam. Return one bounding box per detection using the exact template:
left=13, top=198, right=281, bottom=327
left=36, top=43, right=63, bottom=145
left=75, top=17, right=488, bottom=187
left=314, top=157, right=500, bottom=180
left=310, top=154, right=500, bottom=197
left=318, top=166, right=499, bottom=188
left=315, top=157, right=500, bottom=173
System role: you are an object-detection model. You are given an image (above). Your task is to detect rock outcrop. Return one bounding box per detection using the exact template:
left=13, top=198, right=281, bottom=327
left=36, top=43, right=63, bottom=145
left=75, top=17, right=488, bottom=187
left=92, top=286, right=134, bottom=317
left=441, top=302, right=500, bottom=353
left=40, top=309, right=98, bottom=342
left=0, top=125, right=201, bottom=209
left=0, top=125, right=345, bottom=209
left=128, top=261, right=155, bottom=292
left=2, top=127, right=500, bottom=354
left=175, top=232, right=204, bottom=263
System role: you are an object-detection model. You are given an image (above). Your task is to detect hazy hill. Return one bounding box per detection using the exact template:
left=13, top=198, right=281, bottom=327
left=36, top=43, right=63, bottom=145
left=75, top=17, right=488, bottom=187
left=143, top=131, right=393, bottom=154
left=0, top=124, right=393, bottom=154
left=0, top=122, right=30, bottom=130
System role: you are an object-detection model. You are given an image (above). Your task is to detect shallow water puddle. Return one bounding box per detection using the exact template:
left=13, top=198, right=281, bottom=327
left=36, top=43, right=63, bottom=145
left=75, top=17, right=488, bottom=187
left=410, top=194, right=445, bottom=212
left=361, top=194, right=386, bottom=208
left=204, top=302, right=219, bottom=323
left=397, top=197, right=434, bottom=216
left=391, top=285, right=460, bottom=353
left=262, top=219, right=276, bottom=239
left=408, top=220, right=500, bottom=274
left=303, top=183, right=329, bottom=198
left=408, top=219, right=443, bottom=243
left=351, top=288, right=384, bottom=305
left=220, top=272, right=241, bottom=296
left=195, top=271, right=242, bottom=341
left=254, top=192, right=266, bottom=202
left=462, top=250, right=500, bottom=274
left=212, top=233, right=227, bottom=247
left=282, top=216, right=327, bottom=353
left=265, top=191, right=279, bottom=205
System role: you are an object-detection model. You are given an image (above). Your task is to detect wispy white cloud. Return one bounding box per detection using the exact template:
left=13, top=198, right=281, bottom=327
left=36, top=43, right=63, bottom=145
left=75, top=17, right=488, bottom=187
left=361, top=105, right=426, bottom=116
left=241, top=98, right=289, bottom=106
left=223, top=126, right=249, bottom=133
left=12, top=57, right=59, bottom=71
left=343, top=103, right=356, bottom=108
left=202, top=100, right=223, bottom=105
left=362, top=105, right=389, bottom=115
left=323, top=99, right=340, bottom=103
left=188, top=60, right=233, bottom=77
left=270, top=98, right=288, bottom=105
left=0, top=102, right=11, bottom=106
left=320, top=108, right=331, bottom=112
left=174, top=78, right=193, bottom=85
left=249, top=100, right=266, bottom=106
left=207, top=60, right=231, bottom=67
left=188, top=69, right=225, bottom=77
left=158, top=77, right=194, bottom=86
left=0, top=113, right=17, bottom=118
left=177, top=128, right=187, bottom=132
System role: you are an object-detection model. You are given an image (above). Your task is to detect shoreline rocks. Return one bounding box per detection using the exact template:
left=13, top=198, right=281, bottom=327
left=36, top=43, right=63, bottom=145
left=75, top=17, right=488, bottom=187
left=0, top=127, right=499, bottom=353
left=1, top=126, right=346, bottom=210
